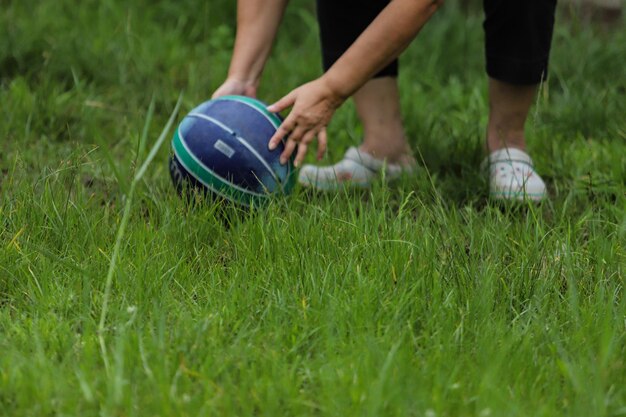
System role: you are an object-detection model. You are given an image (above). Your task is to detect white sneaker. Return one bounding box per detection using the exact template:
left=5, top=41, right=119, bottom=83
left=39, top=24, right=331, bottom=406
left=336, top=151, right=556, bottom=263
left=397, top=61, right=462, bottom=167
left=297, top=146, right=416, bottom=191
left=485, top=147, right=547, bottom=201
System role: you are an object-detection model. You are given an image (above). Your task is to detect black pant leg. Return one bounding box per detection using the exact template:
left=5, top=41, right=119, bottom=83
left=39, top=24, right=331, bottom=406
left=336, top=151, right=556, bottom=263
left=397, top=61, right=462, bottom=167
left=316, top=0, right=398, bottom=78
left=483, top=0, right=558, bottom=85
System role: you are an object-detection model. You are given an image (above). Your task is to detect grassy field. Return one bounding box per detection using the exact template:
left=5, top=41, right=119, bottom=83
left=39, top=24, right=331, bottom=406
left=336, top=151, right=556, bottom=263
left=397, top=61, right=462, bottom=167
left=1, top=1, right=625, bottom=416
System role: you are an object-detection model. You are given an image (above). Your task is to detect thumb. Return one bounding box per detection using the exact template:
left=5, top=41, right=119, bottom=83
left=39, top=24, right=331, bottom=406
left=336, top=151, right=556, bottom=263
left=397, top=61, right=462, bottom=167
left=267, top=90, right=297, bottom=113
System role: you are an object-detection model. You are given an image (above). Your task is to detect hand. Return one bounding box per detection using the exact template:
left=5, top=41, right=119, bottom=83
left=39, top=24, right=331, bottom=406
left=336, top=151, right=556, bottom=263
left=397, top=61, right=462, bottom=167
left=212, top=77, right=259, bottom=99
left=267, top=77, right=345, bottom=167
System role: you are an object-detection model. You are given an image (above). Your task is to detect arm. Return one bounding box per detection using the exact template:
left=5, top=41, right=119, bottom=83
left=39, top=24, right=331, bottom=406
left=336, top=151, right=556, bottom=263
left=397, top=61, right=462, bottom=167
left=322, top=0, right=442, bottom=99
left=212, top=0, right=289, bottom=98
left=268, top=0, right=443, bottom=166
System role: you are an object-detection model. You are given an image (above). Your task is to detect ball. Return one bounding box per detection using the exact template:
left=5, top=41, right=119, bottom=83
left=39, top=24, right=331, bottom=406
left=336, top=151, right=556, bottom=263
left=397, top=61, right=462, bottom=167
left=169, top=95, right=295, bottom=206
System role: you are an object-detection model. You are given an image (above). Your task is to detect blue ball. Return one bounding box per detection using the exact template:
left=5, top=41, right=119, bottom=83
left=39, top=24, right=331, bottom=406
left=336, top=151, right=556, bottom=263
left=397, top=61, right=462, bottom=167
left=169, top=95, right=295, bottom=206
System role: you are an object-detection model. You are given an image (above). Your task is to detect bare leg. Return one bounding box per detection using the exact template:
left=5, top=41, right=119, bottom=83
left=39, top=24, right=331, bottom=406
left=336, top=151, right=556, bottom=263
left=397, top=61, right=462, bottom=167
left=297, top=76, right=415, bottom=190
left=486, top=78, right=538, bottom=152
left=486, top=78, right=547, bottom=201
left=353, top=77, right=414, bottom=165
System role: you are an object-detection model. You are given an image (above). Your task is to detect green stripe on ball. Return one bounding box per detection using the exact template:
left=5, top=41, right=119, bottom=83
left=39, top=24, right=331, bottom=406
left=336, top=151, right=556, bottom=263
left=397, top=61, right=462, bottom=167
left=172, top=130, right=269, bottom=207
left=214, top=95, right=283, bottom=128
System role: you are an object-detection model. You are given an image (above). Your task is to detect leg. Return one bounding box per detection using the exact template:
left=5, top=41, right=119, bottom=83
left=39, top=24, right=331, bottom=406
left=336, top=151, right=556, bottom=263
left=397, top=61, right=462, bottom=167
left=486, top=79, right=536, bottom=152
left=316, top=0, right=397, bottom=80
left=299, top=0, right=414, bottom=190
left=297, top=78, right=415, bottom=190
left=317, top=0, right=410, bottom=163
left=354, top=77, right=414, bottom=164
left=482, top=0, right=557, bottom=200
left=483, top=0, right=557, bottom=152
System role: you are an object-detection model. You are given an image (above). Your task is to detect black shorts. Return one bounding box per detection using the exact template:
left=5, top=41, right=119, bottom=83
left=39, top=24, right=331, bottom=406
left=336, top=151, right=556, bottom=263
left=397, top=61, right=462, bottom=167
left=316, top=0, right=557, bottom=85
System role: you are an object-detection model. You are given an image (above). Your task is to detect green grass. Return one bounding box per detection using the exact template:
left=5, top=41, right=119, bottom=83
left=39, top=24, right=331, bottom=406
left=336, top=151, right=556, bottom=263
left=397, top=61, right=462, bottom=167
left=1, top=1, right=625, bottom=416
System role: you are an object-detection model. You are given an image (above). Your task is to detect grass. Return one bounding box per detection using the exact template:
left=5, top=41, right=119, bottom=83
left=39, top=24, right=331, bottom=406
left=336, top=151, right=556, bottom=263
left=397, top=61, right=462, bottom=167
left=1, top=1, right=625, bottom=416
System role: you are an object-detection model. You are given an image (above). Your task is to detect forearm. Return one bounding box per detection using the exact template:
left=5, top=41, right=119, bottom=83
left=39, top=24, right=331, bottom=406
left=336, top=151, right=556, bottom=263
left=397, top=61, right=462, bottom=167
left=227, top=0, right=289, bottom=82
left=323, top=0, right=443, bottom=99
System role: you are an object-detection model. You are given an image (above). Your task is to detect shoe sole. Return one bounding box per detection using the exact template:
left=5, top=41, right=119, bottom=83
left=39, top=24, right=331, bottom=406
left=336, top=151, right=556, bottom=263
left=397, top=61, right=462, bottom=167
left=298, top=177, right=371, bottom=191
left=490, top=190, right=546, bottom=202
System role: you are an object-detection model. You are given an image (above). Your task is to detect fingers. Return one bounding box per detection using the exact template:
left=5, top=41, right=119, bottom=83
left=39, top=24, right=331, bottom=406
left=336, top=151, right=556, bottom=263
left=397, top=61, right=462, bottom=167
left=281, top=128, right=323, bottom=167
left=212, top=80, right=239, bottom=99
left=212, top=85, right=238, bottom=99
left=267, top=91, right=297, bottom=113
left=211, top=87, right=224, bottom=99
left=317, top=128, right=327, bottom=161
left=212, top=78, right=258, bottom=99
left=279, top=124, right=306, bottom=164
left=268, top=92, right=299, bottom=151
left=294, top=143, right=308, bottom=168
left=294, top=129, right=317, bottom=167
left=266, top=80, right=337, bottom=167
left=280, top=137, right=298, bottom=165
left=268, top=117, right=295, bottom=151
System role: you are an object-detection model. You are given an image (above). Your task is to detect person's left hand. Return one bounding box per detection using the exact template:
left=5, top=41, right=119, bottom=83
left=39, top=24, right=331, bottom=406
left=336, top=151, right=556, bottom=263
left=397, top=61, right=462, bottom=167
left=267, top=77, right=345, bottom=167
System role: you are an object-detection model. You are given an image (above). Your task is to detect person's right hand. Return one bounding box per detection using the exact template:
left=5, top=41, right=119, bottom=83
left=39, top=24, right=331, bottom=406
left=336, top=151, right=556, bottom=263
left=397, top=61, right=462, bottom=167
left=212, top=77, right=259, bottom=99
